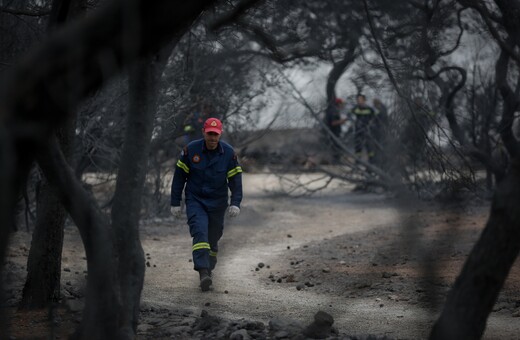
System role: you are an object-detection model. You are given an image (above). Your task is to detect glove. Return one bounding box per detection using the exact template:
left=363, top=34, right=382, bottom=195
left=171, top=206, right=182, bottom=219
left=227, top=205, right=240, bottom=218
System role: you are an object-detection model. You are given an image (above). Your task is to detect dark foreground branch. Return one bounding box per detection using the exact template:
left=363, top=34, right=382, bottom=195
left=430, top=160, right=520, bottom=339
left=0, top=5, right=51, bottom=17
left=209, top=0, right=264, bottom=31
left=0, top=0, right=219, bottom=336
left=35, top=137, right=120, bottom=339
left=2, top=0, right=218, bottom=129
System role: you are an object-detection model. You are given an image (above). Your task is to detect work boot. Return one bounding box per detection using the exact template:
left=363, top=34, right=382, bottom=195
left=199, top=269, right=212, bottom=292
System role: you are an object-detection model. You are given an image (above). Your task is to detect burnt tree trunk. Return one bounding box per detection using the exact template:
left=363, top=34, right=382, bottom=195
left=325, top=40, right=357, bottom=103
left=0, top=128, right=21, bottom=335
left=111, top=56, right=165, bottom=336
left=429, top=159, right=520, bottom=339
left=20, top=181, right=66, bottom=307
left=35, top=138, right=121, bottom=339
left=0, top=0, right=240, bottom=336
left=429, top=28, right=520, bottom=337
left=21, top=0, right=87, bottom=309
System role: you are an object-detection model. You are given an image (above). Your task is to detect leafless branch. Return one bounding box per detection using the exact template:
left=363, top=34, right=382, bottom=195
left=274, top=174, right=334, bottom=198
left=35, top=136, right=119, bottom=337
left=0, top=6, right=51, bottom=17
left=460, top=0, right=520, bottom=65
left=364, top=0, right=489, bottom=180
left=495, top=47, right=520, bottom=158
left=274, top=64, right=396, bottom=187
left=235, top=20, right=320, bottom=63
left=362, top=0, right=441, bottom=154
left=236, top=107, right=283, bottom=149
left=438, top=8, right=466, bottom=57
left=209, top=0, right=264, bottom=31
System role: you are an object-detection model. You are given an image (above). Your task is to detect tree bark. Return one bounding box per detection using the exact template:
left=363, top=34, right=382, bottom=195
left=111, top=54, right=168, bottom=336
left=21, top=127, right=74, bottom=309
left=426, top=4, right=520, bottom=339
left=21, top=0, right=87, bottom=310
left=495, top=48, right=520, bottom=159
left=0, top=128, right=20, bottom=335
left=20, top=180, right=66, bottom=308
left=2, top=0, right=217, bottom=130
left=0, top=0, right=241, bottom=336
left=430, top=159, right=520, bottom=339
left=35, top=137, right=121, bottom=340
left=325, top=41, right=357, bottom=103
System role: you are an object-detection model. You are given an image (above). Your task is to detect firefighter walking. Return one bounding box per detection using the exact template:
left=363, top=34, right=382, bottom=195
left=171, top=117, right=243, bottom=291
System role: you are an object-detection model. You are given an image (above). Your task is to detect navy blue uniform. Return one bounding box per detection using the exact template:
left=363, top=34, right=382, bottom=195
left=325, top=103, right=342, bottom=137
left=171, top=139, right=243, bottom=271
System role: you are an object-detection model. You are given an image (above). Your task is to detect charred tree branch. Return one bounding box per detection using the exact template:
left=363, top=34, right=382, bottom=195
left=326, top=41, right=358, bottom=102
left=276, top=66, right=397, bottom=187
left=21, top=0, right=87, bottom=311
left=0, top=6, right=51, bottom=17
left=35, top=137, right=120, bottom=339
left=438, top=8, right=465, bottom=57
left=430, top=160, right=520, bottom=339
left=235, top=20, right=319, bottom=63
left=209, top=0, right=264, bottom=31
left=458, top=0, right=520, bottom=65
left=0, top=0, right=219, bottom=336
left=495, top=48, right=520, bottom=158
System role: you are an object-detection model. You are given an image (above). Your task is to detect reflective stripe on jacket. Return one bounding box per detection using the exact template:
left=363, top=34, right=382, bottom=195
left=171, top=139, right=243, bottom=210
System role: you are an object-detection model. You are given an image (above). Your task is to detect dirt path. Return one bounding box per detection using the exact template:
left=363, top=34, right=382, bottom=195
left=5, top=174, right=520, bottom=339
left=139, top=174, right=520, bottom=339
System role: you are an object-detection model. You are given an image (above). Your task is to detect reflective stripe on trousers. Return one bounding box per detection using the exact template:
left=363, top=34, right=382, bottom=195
left=186, top=199, right=225, bottom=271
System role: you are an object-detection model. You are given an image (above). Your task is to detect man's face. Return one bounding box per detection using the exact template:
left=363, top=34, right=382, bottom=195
left=203, top=130, right=221, bottom=150
left=357, top=96, right=366, bottom=106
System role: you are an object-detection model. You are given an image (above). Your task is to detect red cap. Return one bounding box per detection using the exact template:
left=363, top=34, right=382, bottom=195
left=203, top=117, right=223, bottom=135
left=335, top=98, right=344, bottom=105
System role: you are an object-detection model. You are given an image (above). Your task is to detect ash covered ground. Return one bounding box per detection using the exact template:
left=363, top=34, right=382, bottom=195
left=4, top=174, right=520, bottom=339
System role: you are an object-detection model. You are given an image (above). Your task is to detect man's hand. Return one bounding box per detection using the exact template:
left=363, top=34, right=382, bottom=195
left=171, top=206, right=182, bottom=219
left=227, top=205, right=240, bottom=218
